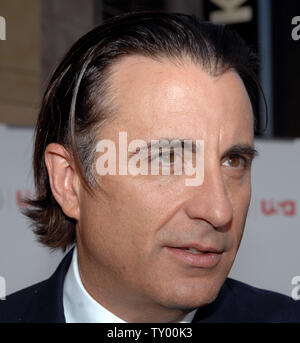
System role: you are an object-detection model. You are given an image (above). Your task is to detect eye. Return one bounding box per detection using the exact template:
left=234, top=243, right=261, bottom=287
left=222, top=155, right=247, bottom=169
left=151, top=147, right=182, bottom=165
left=158, top=150, right=176, bottom=164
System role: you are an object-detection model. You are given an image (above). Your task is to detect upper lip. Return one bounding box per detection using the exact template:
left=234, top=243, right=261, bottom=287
left=168, top=243, right=223, bottom=254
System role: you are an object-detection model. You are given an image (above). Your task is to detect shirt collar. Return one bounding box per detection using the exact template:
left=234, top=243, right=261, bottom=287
left=63, top=246, right=197, bottom=323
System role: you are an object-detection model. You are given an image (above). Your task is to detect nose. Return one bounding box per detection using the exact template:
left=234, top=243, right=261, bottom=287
left=184, top=165, right=233, bottom=229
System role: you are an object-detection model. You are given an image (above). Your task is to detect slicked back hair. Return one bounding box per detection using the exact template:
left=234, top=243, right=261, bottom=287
left=24, top=11, right=261, bottom=251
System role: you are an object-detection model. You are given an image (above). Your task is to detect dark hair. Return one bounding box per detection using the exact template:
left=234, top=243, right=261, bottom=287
left=25, top=11, right=261, bottom=251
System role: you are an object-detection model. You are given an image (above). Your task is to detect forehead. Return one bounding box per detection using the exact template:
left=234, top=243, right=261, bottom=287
left=106, top=55, right=254, bottom=145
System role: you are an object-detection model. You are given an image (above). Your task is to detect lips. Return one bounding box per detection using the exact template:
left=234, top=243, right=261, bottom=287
left=183, top=248, right=203, bottom=255
left=173, top=244, right=223, bottom=254
left=165, top=244, right=223, bottom=268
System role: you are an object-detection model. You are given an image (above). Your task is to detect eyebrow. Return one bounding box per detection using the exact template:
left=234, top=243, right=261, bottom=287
left=127, top=138, right=196, bottom=159
left=127, top=138, right=259, bottom=161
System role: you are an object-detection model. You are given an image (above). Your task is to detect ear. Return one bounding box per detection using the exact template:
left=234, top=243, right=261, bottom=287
left=44, top=143, right=80, bottom=220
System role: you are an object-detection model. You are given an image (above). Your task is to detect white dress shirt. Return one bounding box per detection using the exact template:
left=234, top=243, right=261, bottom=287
left=63, top=246, right=197, bottom=323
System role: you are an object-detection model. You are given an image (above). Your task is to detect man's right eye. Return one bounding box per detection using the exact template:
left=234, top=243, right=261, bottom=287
left=157, top=151, right=176, bottom=164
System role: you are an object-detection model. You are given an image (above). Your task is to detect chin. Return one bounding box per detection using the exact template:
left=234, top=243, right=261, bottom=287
left=154, top=277, right=224, bottom=311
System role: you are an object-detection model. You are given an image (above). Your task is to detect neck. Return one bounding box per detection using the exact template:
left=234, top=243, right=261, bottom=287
left=76, top=245, right=195, bottom=323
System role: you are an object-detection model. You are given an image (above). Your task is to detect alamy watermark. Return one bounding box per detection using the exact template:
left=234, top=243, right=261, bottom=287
left=291, top=16, right=300, bottom=41
left=95, top=132, right=204, bottom=186
left=291, top=276, right=300, bottom=300
left=0, top=16, right=6, bottom=40
left=0, top=276, right=6, bottom=300
left=209, top=0, right=253, bottom=25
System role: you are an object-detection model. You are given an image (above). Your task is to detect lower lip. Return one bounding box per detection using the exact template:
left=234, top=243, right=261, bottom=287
left=166, top=247, right=222, bottom=268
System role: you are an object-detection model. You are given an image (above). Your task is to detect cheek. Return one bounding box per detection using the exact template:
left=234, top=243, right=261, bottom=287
left=79, top=177, right=180, bottom=253
left=110, top=175, right=184, bottom=217
left=230, top=181, right=251, bottom=246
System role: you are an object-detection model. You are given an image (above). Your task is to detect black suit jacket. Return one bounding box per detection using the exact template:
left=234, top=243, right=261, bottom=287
left=1, top=248, right=300, bottom=322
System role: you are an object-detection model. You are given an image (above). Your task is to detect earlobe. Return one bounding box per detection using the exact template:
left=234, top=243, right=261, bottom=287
left=44, top=143, right=80, bottom=220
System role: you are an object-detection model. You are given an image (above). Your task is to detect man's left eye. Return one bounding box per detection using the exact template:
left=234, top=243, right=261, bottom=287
left=222, top=155, right=246, bottom=169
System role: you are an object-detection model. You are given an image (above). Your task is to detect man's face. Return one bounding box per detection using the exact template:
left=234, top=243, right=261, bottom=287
left=76, top=56, right=254, bottom=321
